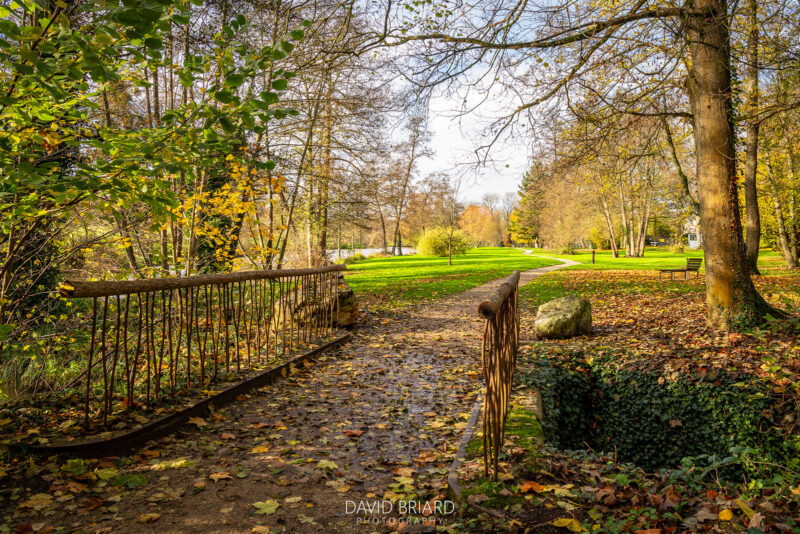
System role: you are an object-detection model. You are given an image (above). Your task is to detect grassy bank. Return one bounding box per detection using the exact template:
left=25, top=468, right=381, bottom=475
left=343, top=247, right=559, bottom=310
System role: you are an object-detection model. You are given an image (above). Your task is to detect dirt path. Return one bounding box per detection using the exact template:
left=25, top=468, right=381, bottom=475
left=4, top=259, right=576, bottom=534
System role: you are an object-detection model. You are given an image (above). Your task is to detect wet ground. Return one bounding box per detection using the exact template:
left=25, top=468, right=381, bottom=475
left=2, top=260, right=573, bottom=534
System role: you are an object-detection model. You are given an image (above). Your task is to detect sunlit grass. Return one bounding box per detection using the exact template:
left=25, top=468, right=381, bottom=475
left=525, top=247, right=784, bottom=272
left=344, top=247, right=559, bottom=310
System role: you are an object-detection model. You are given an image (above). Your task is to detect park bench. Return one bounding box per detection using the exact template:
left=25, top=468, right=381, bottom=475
left=658, top=258, right=703, bottom=280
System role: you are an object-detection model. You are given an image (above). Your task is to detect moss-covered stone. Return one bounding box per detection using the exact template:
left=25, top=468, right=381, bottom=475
left=534, top=295, right=591, bottom=338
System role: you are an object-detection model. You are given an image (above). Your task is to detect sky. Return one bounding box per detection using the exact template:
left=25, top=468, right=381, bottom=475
left=416, top=89, right=531, bottom=204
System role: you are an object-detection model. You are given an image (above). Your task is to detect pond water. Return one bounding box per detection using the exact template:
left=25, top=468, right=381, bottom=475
left=326, top=247, right=416, bottom=260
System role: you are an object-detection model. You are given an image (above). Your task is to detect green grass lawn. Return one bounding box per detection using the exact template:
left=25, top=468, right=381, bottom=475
left=525, top=247, right=782, bottom=271
left=343, top=247, right=559, bottom=310
left=518, top=248, right=795, bottom=308
left=524, top=247, right=707, bottom=270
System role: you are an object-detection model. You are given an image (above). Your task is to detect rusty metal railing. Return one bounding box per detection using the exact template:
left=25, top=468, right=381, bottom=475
left=58, top=265, right=346, bottom=427
left=477, top=270, right=520, bottom=481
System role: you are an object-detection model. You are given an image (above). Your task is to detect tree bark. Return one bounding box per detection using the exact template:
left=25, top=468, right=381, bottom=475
left=743, top=0, right=761, bottom=274
left=686, top=0, right=772, bottom=329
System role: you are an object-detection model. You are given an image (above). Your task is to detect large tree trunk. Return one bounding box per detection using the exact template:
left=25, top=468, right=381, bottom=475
left=686, top=0, right=772, bottom=329
left=743, top=0, right=761, bottom=274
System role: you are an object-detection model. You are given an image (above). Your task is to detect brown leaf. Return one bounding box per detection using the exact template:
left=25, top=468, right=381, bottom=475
left=83, top=497, right=104, bottom=511
left=392, top=467, right=417, bottom=477
left=467, top=494, right=489, bottom=506
left=187, top=417, right=207, bottom=427
left=519, top=480, right=545, bottom=493
left=749, top=512, right=765, bottom=529
left=64, top=481, right=87, bottom=493
left=209, top=472, right=233, bottom=482
left=248, top=422, right=270, bottom=429
left=343, top=429, right=364, bottom=437
left=220, top=433, right=236, bottom=440
left=661, top=485, right=681, bottom=509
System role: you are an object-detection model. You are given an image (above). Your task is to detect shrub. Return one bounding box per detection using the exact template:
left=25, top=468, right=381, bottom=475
left=589, top=227, right=611, bottom=250
left=670, top=243, right=686, bottom=254
left=558, top=246, right=575, bottom=255
left=340, top=252, right=366, bottom=265
left=416, top=227, right=472, bottom=257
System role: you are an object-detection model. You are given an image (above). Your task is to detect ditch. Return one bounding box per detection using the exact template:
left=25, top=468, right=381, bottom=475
left=519, top=350, right=800, bottom=480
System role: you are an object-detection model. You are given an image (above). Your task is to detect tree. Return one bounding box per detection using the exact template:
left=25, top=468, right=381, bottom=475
left=386, top=115, right=432, bottom=255
left=383, top=0, right=795, bottom=329
left=459, top=205, right=502, bottom=246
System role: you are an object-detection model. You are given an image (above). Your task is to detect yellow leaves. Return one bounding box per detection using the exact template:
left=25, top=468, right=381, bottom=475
left=187, top=417, right=207, bottom=427
left=735, top=498, right=755, bottom=519
left=316, top=460, right=338, bottom=471
left=718, top=509, right=733, bottom=521
left=19, top=493, right=53, bottom=511
left=251, top=445, right=270, bottom=453
left=253, top=500, right=280, bottom=515
left=139, top=513, right=161, bottom=523
left=552, top=517, right=584, bottom=532
left=520, top=481, right=574, bottom=497
left=151, top=457, right=194, bottom=470
left=791, top=486, right=800, bottom=496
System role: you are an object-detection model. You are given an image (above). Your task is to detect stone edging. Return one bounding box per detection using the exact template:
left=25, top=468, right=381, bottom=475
left=9, top=334, right=351, bottom=458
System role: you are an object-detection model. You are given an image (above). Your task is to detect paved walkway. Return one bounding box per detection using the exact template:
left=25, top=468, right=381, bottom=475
left=6, top=258, right=576, bottom=534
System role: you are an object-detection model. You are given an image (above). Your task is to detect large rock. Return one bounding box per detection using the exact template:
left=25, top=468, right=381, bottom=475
left=534, top=295, right=591, bottom=339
